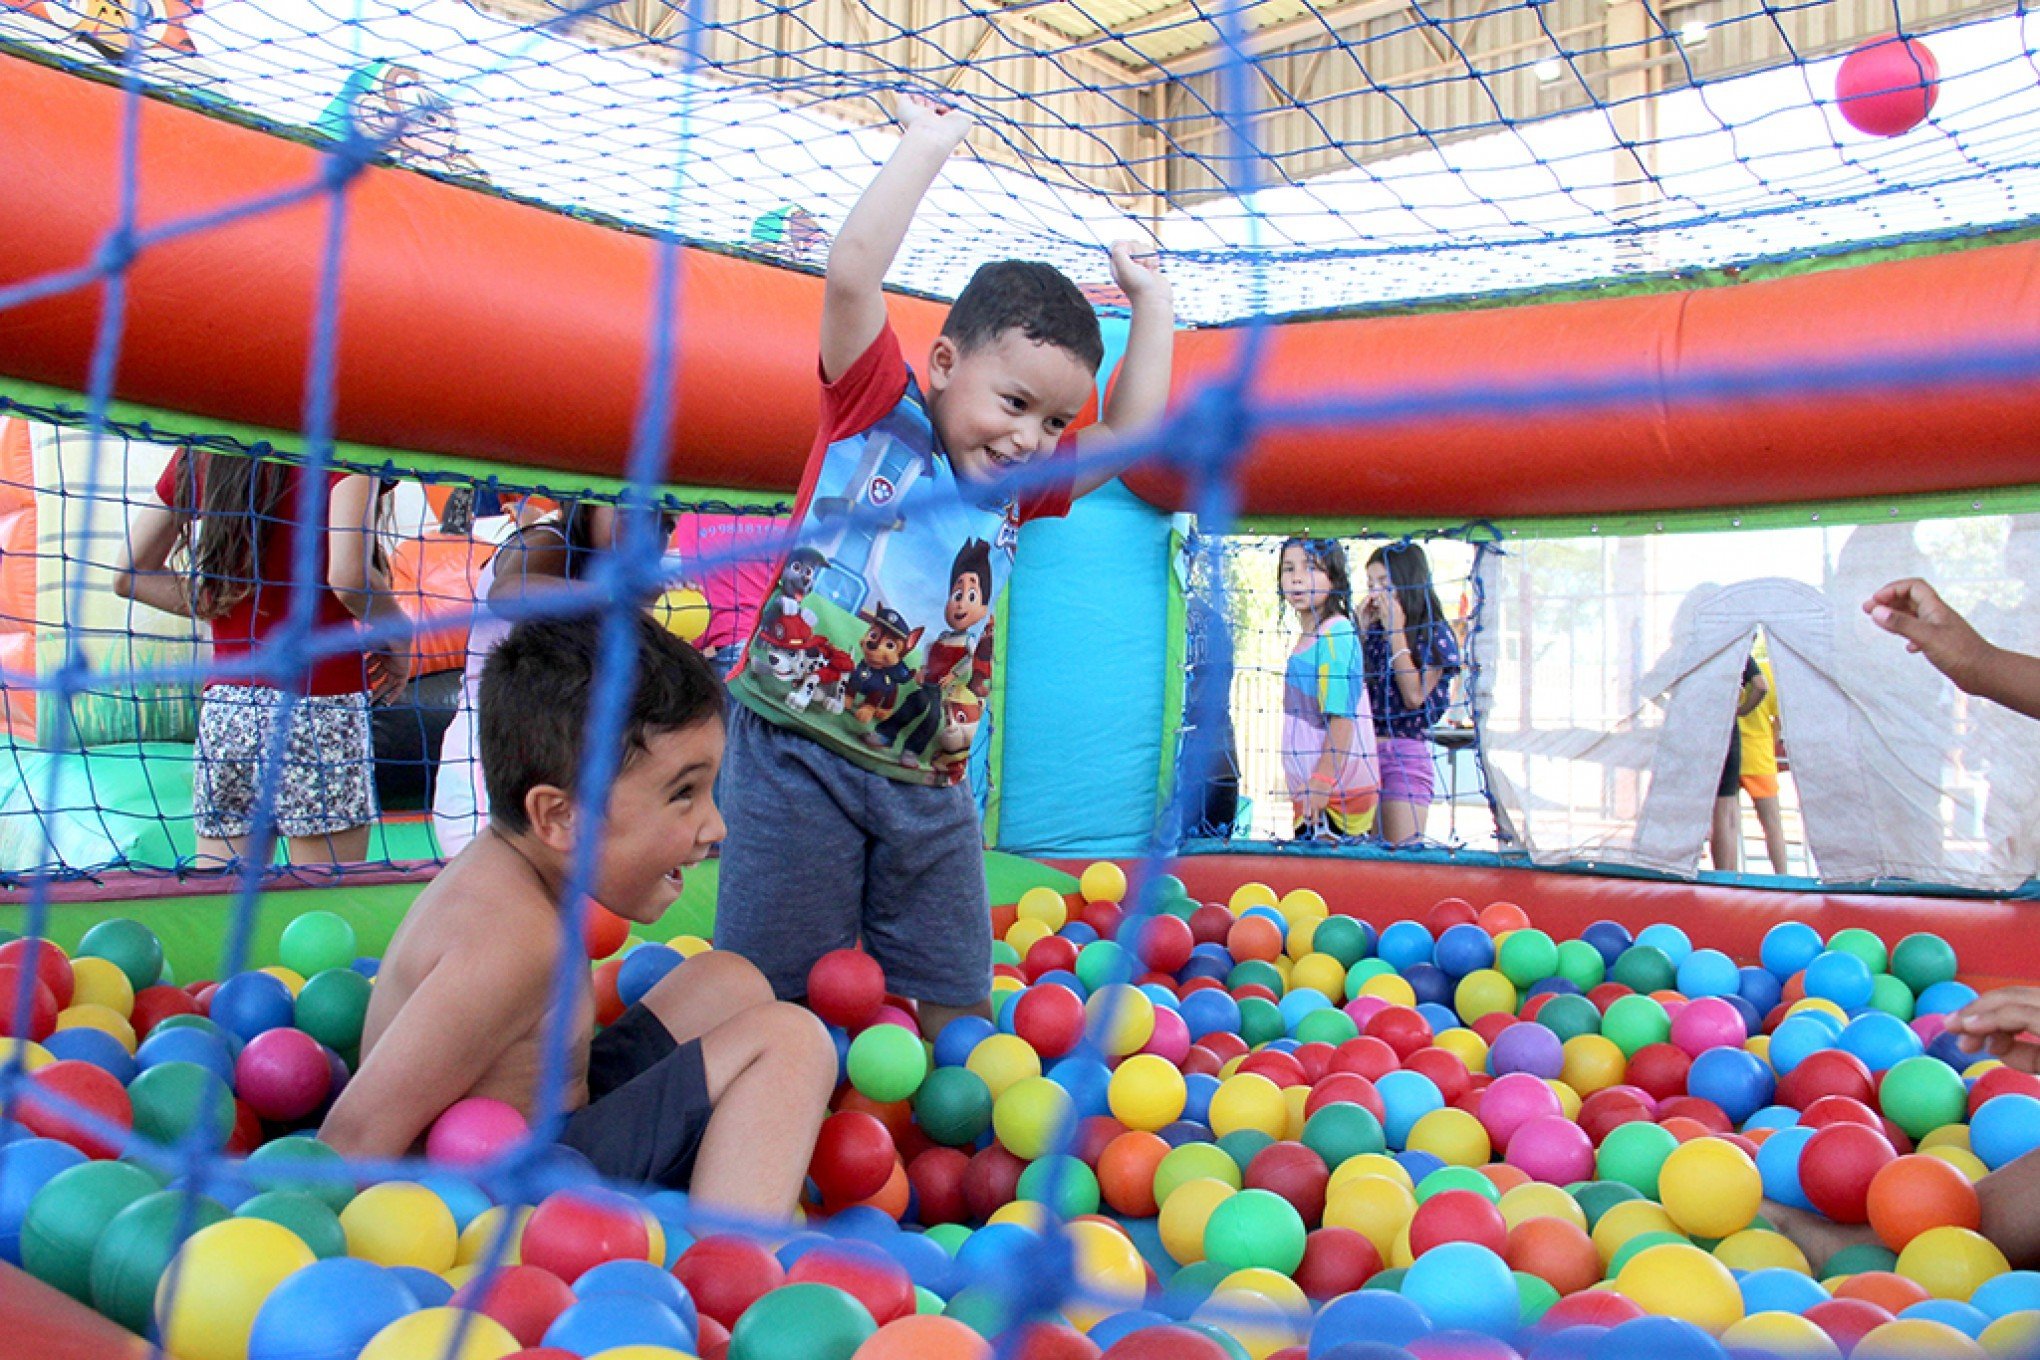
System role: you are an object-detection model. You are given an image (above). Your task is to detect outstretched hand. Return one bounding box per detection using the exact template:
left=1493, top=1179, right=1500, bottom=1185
left=1865, top=578, right=1992, bottom=693
left=1109, top=240, right=1171, bottom=306
left=1945, top=987, right=2040, bottom=1073
left=894, top=90, right=971, bottom=144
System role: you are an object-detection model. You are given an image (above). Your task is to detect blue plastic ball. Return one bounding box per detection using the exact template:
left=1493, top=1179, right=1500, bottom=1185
left=1740, top=1105, right=1798, bottom=1134
left=1839, top=1011, right=1923, bottom=1071
left=1972, top=1093, right=2040, bottom=1170
left=1768, top=1015, right=1838, bottom=1076
left=1377, top=922, right=1435, bottom=972
left=1394, top=1149, right=1446, bottom=1185
left=388, top=1265, right=454, bottom=1307
left=1591, top=1316, right=1725, bottom=1360
left=1279, top=989, right=1332, bottom=1034
left=1180, top=989, right=1241, bottom=1041
left=1738, top=1265, right=1829, bottom=1315
left=1760, top=922, right=1825, bottom=980
left=1059, top=922, right=1099, bottom=947
left=1756, top=1124, right=1816, bottom=1210
left=1313, top=1289, right=1432, bottom=1351
left=1687, top=1047, right=1775, bottom=1125
left=1897, top=1298, right=1990, bottom=1337
left=42, top=1027, right=136, bottom=1085
left=1737, top=966, right=1783, bottom=1016
left=208, top=972, right=296, bottom=1043
left=412, top=1172, right=491, bottom=1232
left=1416, top=1003, right=1461, bottom=1037
left=1404, top=963, right=1453, bottom=1008
left=1375, top=1070, right=1444, bottom=1148
left=1675, top=949, right=1738, bottom=999
left=1047, top=1056, right=1113, bottom=1119
left=0, top=1138, right=84, bottom=1264
left=933, top=1015, right=996, bottom=1068
left=136, top=1025, right=237, bottom=1089
left=1434, top=925, right=1495, bottom=980
left=575, top=1257, right=698, bottom=1332
left=1401, top=1241, right=1516, bottom=1333
left=1917, top=981, right=1980, bottom=1017
left=615, top=944, right=683, bottom=1011
left=1634, top=924, right=1693, bottom=967
left=1970, top=1270, right=2040, bottom=1319
left=1581, top=921, right=1634, bottom=969
left=1089, top=1310, right=1173, bottom=1349
left=1183, top=1073, right=1220, bottom=1127
left=882, top=1230, right=957, bottom=1296
left=1804, top=951, right=1874, bottom=1010
left=247, top=1257, right=418, bottom=1360
left=543, top=1292, right=695, bottom=1354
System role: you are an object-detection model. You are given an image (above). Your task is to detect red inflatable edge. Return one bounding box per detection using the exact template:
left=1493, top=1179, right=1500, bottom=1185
left=2, top=55, right=2037, bottom=518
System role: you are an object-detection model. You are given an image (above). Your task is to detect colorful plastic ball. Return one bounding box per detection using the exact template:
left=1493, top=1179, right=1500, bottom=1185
left=422, top=1096, right=530, bottom=1167
left=237, top=1188, right=347, bottom=1260
left=913, top=1066, right=994, bottom=1148
left=1407, top=1108, right=1491, bottom=1168
left=1080, top=863, right=1126, bottom=905
left=1886, top=933, right=1956, bottom=994
left=1601, top=997, right=1671, bottom=1058
left=84, top=1188, right=230, bottom=1334
left=1454, top=971, right=1517, bottom=1025
left=338, top=1180, right=458, bottom=1272
left=74, top=919, right=162, bottom=995
left=1718, top=1312, right=1843, bottom=1359
left=1596, top=1121, right=1677, bottom=1197
left=545, top=1291, right=697, bottom=1356
left=1201, top=1186, right=1307, bottom=1275
left=676, top=1235, right=785, bottom=1331
left=1007, top=985, right=1084, bottom=1063
left=1836, top=36, right=1940, bottom=138
left=43, top=1026, right=136, bottom=1085
left=1659, top=1137, right=1760, bottom=1238
left=233, top=1027, right=332, bottom=1124
left=1894, top=1226, right=2009, bottom=1303
left=727, top=1280, right=876, bottom=1360
left=209, top=972, right=297, bottom=1044
left=1489, top=1025, right=1564, bottom=1080
left=1408, top=1187, right=1507, bottom=1258
left=20, top=1158, right=159, bottom=1303
left=0, top=1137, right=85, bottom=1266
left=985, top=1074, right=1068, bottom=1160
left=1878, top=1056, right=1967, bottom=1143
left=16, top=1057, right=130, bottom=1159
left=1086, top=985, right=1156, bottom=1059
left=357, top=1307, right=520, bottom=1360
left=275, top=911, right=357, bottom=981
left=1760, top=922, right=1824, bottom=979
left=129, top=1059, right=238, bottom=1153
left=1497, top=931, right=1560, bottom=989
left=244, top=1135, right=353, bottom=1214
left=1399, top=1240, right=1517, bottom=1335
left=1613, top=1242, right=1743, bottom=1334
left=848, top=1024, right=931, bottom=1105
left=1477, top=1072, right=1561, bottom=1154
left=1969, top=1272, right=2040, bottom=1320
left=1015, top=1152, right=1100, bottom=1220
left=1316, top=1288, right=1433, bottom=1350
left=1804, top=952, right=1875, bottom=1011
left=1685, top=1048, right=1773, bottom=1126
left=1376, top=1071, right=1446, bottom=1150
left=811, top=1111, right=899, bottom=1206
left=1611, top=947, right=1676, bottom=997
left=246, top=1256, right=420, bottom=1360
left=1106, top=1054, right=1187, bottom=1134
left=155, top=1215, right=320, bottom=1360
left=810, top=951, right=887, bottom=1032
left=1668, top=998, right=1744, bottom=1057
left=288, top=968, right=369, bottom=1054
left=1506, top=1115, right=1594, bottom=1186
left=1800, top=1122, right=1896, bottom=1223
left=1971, top=1094, right=2040, bottom=1171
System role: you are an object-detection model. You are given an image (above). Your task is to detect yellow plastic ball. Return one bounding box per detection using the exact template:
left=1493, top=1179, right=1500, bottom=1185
left=653, top=585, right=711, bottom=644
left=1285, top=951, right=1345, bottom=999
left=1745, top=1034, right=1772, bottom=1064
left=1561, top=1034, right=1627, bottom=1096
left=1229, top=883, right=1279, bottom=915
left=1712, top=1229, right=1811, bottom=1275
left=1327, top=1154, right=1412, bottom=1195
left=670, top=935, right=713, bottom=958
left=1389, top=1221, right=1415, bottom=1270
left=1788, top=997, right=1848, bottom=1025
left=1108, top=1054, right=1188, bottom=1132
left=1159, top=1178, right=1235, bottom=1265
left=1919, top=1125, right=1972, bottom=1153
left=155, top=1218, right=318, bottom=1360
left=357, top=1308, right=520, bottom=1360
left=1853, top=1319, right=1988, bottom=1360
left=1895, top=1225, right=2010, bottom=1302
left=1923, top=1145, right=1991, bottom=1183
left=341, top=1181, right=459, bottom=1272
left=1285, top=920, right=1319, bottom=961
left=1086, top=984, right=1155, bottom=1057
left=258, top=966, right=306, bottom=998
left=1004, top=918, right=1053, bottom=957
left=1592, top=1200, right=1681, bottom=1269
left=1434, top=1028, right=1489, bottom=1073
left=1277, top=889, right=1328, bottom=925
left=69, top=956, right=135, bottom=1017
left=1498, top=1182, right=1588, bottom=1233
left=991, top=1075, right=1072, bottom=1161
left=1455, top=969, right=1518, bottom=1022
left=1067, top=1219, right=1144, bottom=1329
left=1195, top=1287, right=1305, bottom=1360
left=1980, top=1311, right=2040, bottom=1360
left=1614, top=1242, right=1745, bottom=1334
left=988, top=1202, right=1053, bottom=1233
left=1218, top=1267, right=1309, bottom=1311
left=1964, top=1059, right=2004, bottom=1080
left=55, top=1003, right=136, bottom=1054
left=1017, top=886, right=1069, bottom=931
left=455, top=1206, right=529, bottom=1267
left=1356, top=973, right=1417, bottom=1008
left=1406, top=1107, right=1491, bottom=1167
left=1546, top=1079, right=1583, bottom=1121
left=990, top=974, right=1026, bottom=999
left=1720, top=1311, right=1843, bottom=1358
left=1323, top=1175, right=1416, bottom=1260
left=1079, top=862, right=1126, bottom=905
left=966, top=1033, right=1042, bottom=1099
left=1209, top=1073, right=1288, bottom=1140
left=1661, top=1137, right=1762, bottom=1239
left=0, top=1038, right=53, bottom=1072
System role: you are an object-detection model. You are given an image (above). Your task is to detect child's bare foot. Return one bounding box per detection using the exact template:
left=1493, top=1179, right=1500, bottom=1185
left=1763, top=1198, right=1879, bottom=1273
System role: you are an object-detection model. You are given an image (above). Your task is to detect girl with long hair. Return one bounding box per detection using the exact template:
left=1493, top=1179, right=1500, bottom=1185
left=1278, top=537, right=1379, bottom=840
left=1362, top=541, right=1463, bottom=844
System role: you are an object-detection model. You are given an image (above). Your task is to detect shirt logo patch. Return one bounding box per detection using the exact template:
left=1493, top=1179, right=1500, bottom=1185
left=867, top=476, right=898, bottom=506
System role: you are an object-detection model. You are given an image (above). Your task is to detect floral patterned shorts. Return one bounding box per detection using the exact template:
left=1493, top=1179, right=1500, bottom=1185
left=194, top=685, right=376, bottom=839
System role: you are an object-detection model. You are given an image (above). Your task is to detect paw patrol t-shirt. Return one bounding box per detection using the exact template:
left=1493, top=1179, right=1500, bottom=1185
left=727, top=323, right=1073, bottom=787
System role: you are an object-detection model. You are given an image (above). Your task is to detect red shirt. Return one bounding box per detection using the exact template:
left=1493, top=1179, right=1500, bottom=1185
left=154, top=452, right=370, bottom=697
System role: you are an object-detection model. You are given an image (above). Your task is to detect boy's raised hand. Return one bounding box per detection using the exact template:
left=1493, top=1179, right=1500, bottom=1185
left=1865, top=577, right=1991, bottom=691
left=1945, top=988, right=2040, bottom=1073
left=894, top=90, right=971, bottom=145
left=1109, top=240, right=1171, bottom=306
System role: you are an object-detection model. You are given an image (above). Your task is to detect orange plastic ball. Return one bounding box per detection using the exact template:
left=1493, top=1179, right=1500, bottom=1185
left=1834, top=1271, right=1931, bottom=1315
left=1099, top=1131, right=1171, bottom=1218
left=583, top=902, right=630, bottom=961
left=852, top=1313, right=993, bottom=1360
left=1227, top=917, right=1285, bottom=965
left=1867, top=1155, right=1982, bottom=1253
left=840, top=1159, right=910, bottom=1220
left=1478, top=902, right=1531, bottom=934
left=1506, top=1216, right=1603, bottom=1296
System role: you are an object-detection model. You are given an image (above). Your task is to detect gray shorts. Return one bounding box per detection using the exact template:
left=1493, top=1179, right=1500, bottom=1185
left=714, top=703, right=991, bottom=1008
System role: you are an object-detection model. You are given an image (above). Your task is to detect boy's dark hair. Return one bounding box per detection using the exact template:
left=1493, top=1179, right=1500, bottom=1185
left=943, top=261, right=1103, bottom=373
left=479, top=612, right=724, bottom=834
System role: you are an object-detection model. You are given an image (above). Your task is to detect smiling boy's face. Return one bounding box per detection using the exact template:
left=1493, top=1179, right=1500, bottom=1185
left=593, top=717, right=725, bottom=922
left=925, top=328, right=1094, bottom=493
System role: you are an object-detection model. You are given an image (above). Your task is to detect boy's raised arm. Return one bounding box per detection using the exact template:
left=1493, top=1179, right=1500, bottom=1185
left=319, top=936, right=554, bottom=1160
left=821, top=93, right=970, bottom=384
left=1073, top=241, right=1175, bottom=498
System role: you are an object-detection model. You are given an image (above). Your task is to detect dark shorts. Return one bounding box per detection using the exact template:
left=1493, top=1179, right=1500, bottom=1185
left=1718, top=731, right=1743, bottom=798
left=714, top=703, right=992, bottom=1008
left=559, top=1004, right=712, bottom=1189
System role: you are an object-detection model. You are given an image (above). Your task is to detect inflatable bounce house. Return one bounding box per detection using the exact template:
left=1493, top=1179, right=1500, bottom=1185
left=0, top=0, right=2039, bottom=1354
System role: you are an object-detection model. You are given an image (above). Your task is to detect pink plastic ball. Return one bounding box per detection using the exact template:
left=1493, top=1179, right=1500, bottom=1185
left=1504, top=1113, right=1595, bottom=1184
left=1478, top=1072, right=1563, bottom=1153
left=1836, top=36, right=1939, bottom=137
left=1140, top=1005, right=1192, bottom=1066
left=1669, top=997, right=1747, bottom=1057
left=233, top=1026, right=333, bottom=1122
left=1911, top=1014, right=1947, bottom=1045
left=865, top=1004, right=919, bottom=1035
left=428, top=1096, right=532, bottom=1165
left=1344, top=996, right=1390, bottom=1028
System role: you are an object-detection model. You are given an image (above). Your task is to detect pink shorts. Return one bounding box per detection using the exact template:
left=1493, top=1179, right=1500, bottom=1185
left=1376, top=736, right=1437, bottom=807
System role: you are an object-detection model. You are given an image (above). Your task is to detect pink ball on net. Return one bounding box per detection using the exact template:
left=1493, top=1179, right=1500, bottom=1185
left=1836, top=36, right=1940, bottom=137
left=427, top=1096, right=531, bottom=1165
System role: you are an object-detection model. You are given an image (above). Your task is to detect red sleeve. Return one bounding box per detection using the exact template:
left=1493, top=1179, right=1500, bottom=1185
left=1017, top=430, right=1078, bottom=523
left=153, top=449, right=185, bottom=509
left=818, top=324, right=912, bottom=444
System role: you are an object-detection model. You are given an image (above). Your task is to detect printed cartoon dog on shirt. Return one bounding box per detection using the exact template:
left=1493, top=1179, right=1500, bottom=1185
left=847, top=604, right=922, bottom=726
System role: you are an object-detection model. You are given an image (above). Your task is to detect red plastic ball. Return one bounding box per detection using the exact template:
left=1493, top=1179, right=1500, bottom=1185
left=1074, top=1116, right=1127, bottom=1167
left=1329, top=1037, right=1399, bottom=1082
left=1133, top=916, right=1195, bottom=974
left=675, top=1235, right=787, bottom=1330
left=1428, top=898, right=1479, bottom=933
left=130, top=984, right=201, bottom=1039
left=1404, top=1048, right=1472, bottom=1106
left=1780, top=1049, right=1876, bottom=1112
left=1470, top=1012, right=1516, bottom=1045
left=1023, top=936, right=1081, bottom=983
left=1836, top=36, right=1940, bottom=137
left=1202, top=1032, right=1250, bottom=1065
left=810, top=1110, right=897, bottom=1205
left=519, top=1188, right=650, bottom=1284
left=1578, top=1089, right=1653, bottom=1145
left=1801, top=1095, right=1881, bottom=1130
left=1011, top=1322, right=1103, bottom=1360
left=0, top=965, right=57, bottom=1042
left=1655, top=1095, right=1729, bottom=1135
left=1625, top=1043, right=1692, bottom=1101
left=0, top=940, right=72, bottom=1009
left=451, top=1264, right=577, bottom=1347
left=1101, top=1326, right=1234, bottom=1360
left=1238, top=1050, right=1308, bottom=1090
left=1365, top=1007, right=1434, bottom=1061
left=1245, top=1141, right=1331, bottom=1227
left=1536, top=1290, right=1644, bottom=1331
left=1587, top=983, right=1633, bottom=1012
left=1507, top=1216, right=1602, bottom=1296
left=226, top=1098, right=263, bottom=1156
left=581, top=901, right=629, bottom=962
left=962, top=1143, right=1027, bottom=1220
left=694, top=1317, right=732, bottom=1360
left=1408, top=1188, right=1507, bottom=1257
left=1291, top=1043, right=1337, bottom=1086
left=234, top=1026, right=334, bottom=1122
left=1805, top=1298, right=1895, bottom=1353
left=1295, top=1226, right=1381, bottom=1300
left=1182, top=1046, right=1223, bottom=1078
left=1305, top=1074, right=1385, bottom=1124
left=907, top=1147, right=971, bottom=1226
left=19, top=1059, right=131, bottom=1158
left=1800, top=1121, right=1897, bottom=1224
left=788, top=1243, right=916, bottom=1325
left=1012, top=985, right=1087, bottom=1060
left=1188, top=905, right=1234, bottom=946
left=808, top=950, right=886, bottom=1030
left=1082, top=902, right=1125, bottom=940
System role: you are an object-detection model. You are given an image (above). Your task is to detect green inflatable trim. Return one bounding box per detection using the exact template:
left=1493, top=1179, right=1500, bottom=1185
left=0, top=851, right=1080, bottom=984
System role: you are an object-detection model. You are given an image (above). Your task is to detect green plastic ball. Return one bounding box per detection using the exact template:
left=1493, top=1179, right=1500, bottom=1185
left=1827, top=928, right=1890, bottom=976
left=1238, top=997, right=1285, bottom=1048
left=1202, top=1187, right=1307, bottom=1275
left=1415, top=1166, right=1499, bottom=1204
left=1295, top=1008, right=1360, bottom=1046
left=88, top=1190, right=228, bottom=1332
left=1824, top=1242, right=1900, bottom=1279
left=77, top=919, right=164, bottom=994
left=1610, top=945, right=1676, bottom=996
left=1879, top=1054, right=1969, bottom=1140
left=729, top=1281, right=876, bottom=1360
left=941, top=1286, right=1011, bottom=1339
left=845, top=1024, right=929, bottom=1104
left=128, top=1061, right=237, bottom=1152
left=1343, top=959, right=1397, bottom=1000
left=244, top=1136, right=353, bottom=1214
left=924, top=1223, right=970, bottom=1257
left=913, top=1285, right=943, bottom=1315
left=1191, top=1321, right=1253, bottom=1360
left=1015, top=1154, right=1100, bottom=1219
left=21, top=1160, right=161, bottom=1302
left=1365, top=1266, right=1408, bottom=1292
left=1868, top=973, right=1917, bottom=1021
left=1312, top=917, right=1371, bottom=969
left=1554, top=939, right=1608, bottom=993
left=1497, top=929, right=1560, bottom=988
left=1596, top=1121, right=1679, bottom=1197
left=278, top=911, right=358, bottom=979
left=1514, top=1269, right=1561, bottom=1325
left=1155, top=1143, right=1241, bottom=1205
left=1227, top=960, right=1285, bottom=996
left=294, top=968, right=371, bottom=1052
left=1535, top=994, right=1603, bottom=1042
left=990, top=941, right=1020, bottom=968
left=912, top=1066, right=993, bottom=1148
left=1570, top=1179, right=1644, bottom=1230
left=1075, top=941, right=1134, bottom=991
left=1302, top=1104, right=1386, bottom=1168
left=1601, top=995, right=1672, bottom=1057
left=1163, top=1258, right=1229, bottom=1308
left=1216, top=1129, right=1275, bottom=1174
left=236, top=1190, right=347, bottom=1259
left=1891, top=933, right=1959, bottom=995
left=1608, top=1229, right=1691, bottom=1276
